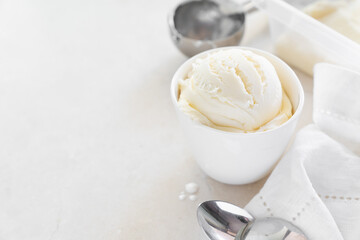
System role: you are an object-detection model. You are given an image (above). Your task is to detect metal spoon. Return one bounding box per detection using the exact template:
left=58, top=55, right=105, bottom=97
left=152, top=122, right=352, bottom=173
left=197, top=201, right=308, bottom=240
left=168, top=0, right=256, bottom=57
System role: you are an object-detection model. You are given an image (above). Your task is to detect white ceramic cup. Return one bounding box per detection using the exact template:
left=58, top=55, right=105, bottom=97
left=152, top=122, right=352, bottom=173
left=171, top=47, right=304, bottom=185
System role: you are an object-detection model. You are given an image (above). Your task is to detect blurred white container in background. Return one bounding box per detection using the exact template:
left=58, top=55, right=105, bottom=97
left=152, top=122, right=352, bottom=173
left=253, top=0, right=360, bottom=75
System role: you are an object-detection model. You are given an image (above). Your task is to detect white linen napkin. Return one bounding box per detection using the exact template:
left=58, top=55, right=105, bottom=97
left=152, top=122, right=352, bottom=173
left=245, top=63, right=360, bottom=240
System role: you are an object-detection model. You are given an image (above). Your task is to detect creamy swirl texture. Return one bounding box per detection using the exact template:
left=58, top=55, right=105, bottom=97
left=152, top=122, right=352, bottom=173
left=177, top=49, right=292, bottom=132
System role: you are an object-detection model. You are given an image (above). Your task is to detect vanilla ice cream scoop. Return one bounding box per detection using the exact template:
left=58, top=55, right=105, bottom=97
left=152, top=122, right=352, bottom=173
left=178, top=49, right=292, bottom=132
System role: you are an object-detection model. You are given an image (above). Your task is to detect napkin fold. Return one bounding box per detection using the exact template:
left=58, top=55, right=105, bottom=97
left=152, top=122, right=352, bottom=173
left=245, top=63, right=360, bottom=240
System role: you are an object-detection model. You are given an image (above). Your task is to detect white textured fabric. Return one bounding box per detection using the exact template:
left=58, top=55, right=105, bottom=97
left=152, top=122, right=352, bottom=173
left=245, top=63, right=360, bottom=240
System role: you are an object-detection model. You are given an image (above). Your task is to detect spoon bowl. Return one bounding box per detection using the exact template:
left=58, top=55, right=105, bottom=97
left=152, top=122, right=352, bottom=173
left=197, top=201, right=254, bottom=240
left=168, top=0, right=246, bottom=57
left=197, top=201, right=307, bottom=240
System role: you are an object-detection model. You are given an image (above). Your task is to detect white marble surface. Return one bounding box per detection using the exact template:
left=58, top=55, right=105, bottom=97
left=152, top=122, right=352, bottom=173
left=0, top=1, right=313, bottom=239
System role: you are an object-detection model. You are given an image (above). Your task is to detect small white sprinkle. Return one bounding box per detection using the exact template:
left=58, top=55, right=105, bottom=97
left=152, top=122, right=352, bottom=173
left=178, top=193, right=186, bottom=201
left=185, top=182, right=199, bottom=194
left=188, top=194, right=198, bottom=201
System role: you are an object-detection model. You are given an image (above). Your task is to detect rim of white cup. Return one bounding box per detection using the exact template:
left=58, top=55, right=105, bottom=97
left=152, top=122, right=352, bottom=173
left=170, top=46, right=305, bottom=136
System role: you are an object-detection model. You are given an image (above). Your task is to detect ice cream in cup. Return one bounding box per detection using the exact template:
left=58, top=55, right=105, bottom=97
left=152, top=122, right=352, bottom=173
left=171, top=47, right=304, bottom=184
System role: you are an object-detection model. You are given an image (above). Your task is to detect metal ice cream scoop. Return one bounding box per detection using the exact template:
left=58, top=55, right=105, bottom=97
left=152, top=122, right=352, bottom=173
left=197, top=201, right=308, bottom=240
left=168, top=0, right=256, bottom=57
